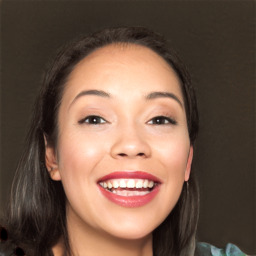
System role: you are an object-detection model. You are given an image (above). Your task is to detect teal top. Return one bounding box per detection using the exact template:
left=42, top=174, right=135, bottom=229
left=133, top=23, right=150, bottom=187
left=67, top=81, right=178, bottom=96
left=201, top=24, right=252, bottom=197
left=196, top=242, right=248, bottom=256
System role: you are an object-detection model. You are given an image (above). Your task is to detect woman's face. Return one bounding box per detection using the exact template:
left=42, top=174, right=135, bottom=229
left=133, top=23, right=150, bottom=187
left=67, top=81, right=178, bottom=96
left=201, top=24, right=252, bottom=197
left=46, top=44, right=192, bottom=240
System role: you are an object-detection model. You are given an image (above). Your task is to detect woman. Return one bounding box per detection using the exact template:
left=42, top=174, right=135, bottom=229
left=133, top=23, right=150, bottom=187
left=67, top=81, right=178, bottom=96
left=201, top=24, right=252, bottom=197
left=0, top=27, right=246, bottom=256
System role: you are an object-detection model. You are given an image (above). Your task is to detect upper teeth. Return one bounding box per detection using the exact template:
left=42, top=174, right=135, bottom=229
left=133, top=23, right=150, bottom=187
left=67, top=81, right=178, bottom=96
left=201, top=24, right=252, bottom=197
left=99, top=179, right=155, bottom=189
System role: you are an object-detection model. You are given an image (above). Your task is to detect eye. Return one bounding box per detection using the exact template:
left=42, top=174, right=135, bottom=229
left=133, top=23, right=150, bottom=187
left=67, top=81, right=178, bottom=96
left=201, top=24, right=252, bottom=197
left=78, top=115, right=107, bottom=125
left=148, top=116, right=177, bottom=125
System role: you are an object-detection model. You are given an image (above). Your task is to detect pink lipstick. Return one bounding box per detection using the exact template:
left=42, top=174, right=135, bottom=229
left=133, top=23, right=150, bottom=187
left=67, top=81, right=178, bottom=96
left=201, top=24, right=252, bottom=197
left=97, top=171, right=161, bottom=207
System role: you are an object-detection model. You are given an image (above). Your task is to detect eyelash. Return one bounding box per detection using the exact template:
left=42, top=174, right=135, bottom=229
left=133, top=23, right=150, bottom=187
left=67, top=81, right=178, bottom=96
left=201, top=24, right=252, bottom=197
left=78, top=115, right=177, bottom=126
left=148, top=115, right=177, bottom=125
left=78, top=115, right=107, bottom=125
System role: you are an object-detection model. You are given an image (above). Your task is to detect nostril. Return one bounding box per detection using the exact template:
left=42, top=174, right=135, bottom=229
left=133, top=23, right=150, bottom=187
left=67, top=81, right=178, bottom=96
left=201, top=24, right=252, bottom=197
left=117, top=152, right=145, bottom=157
left=118, top=153, right=127, bottom=157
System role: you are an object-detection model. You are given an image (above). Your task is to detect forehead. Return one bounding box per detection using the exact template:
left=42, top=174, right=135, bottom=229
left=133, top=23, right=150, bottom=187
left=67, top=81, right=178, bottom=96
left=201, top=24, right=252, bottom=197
left=71, top=43, right=178, bottom=79
left=64, top=43, right=183, bottom=100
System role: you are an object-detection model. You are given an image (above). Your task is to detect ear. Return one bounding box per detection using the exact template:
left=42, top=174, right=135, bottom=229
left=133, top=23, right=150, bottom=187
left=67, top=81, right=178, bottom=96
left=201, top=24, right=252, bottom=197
left=184, top=146, right=193, bottom=182
left=44, top=135, right=61, bottom=181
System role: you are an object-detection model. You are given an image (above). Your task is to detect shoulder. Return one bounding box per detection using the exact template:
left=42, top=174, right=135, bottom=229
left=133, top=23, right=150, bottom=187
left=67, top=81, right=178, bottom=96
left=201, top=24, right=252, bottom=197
left=196, top=242, right=247, bottom=256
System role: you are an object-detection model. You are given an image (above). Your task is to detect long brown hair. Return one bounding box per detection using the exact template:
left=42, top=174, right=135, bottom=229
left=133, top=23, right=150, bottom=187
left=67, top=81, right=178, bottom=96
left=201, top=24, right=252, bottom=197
left=6, top=27, right=199, bottom=256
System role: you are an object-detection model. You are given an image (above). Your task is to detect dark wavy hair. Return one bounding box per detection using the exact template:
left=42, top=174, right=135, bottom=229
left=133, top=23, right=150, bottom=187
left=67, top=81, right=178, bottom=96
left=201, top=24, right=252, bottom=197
left=6, top=27, right=199, bottom=256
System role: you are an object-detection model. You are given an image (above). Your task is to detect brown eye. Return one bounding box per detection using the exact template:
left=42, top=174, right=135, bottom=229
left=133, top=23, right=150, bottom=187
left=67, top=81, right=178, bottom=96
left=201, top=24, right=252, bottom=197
left=78, top=115, right=107, bottom=125
left=148, top=116, right=177, bottom=125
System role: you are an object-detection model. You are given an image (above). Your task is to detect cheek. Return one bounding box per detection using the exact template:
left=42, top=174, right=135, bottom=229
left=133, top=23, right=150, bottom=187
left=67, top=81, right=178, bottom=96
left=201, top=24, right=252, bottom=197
left=155, top=134, right=190, bottom=173
left=57, top=131, right=106, bottom=183
left=56, top=132, right=108, bottom=222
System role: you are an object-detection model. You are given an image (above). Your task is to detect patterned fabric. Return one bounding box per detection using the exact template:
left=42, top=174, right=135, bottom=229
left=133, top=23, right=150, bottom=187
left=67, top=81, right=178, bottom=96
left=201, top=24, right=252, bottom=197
left=196, top=242, right=248, bottom=256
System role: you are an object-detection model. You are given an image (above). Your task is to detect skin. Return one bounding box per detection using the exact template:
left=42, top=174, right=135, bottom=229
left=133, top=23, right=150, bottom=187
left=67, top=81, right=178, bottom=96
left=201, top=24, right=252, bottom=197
left=45, top=44, right=193, bottom=256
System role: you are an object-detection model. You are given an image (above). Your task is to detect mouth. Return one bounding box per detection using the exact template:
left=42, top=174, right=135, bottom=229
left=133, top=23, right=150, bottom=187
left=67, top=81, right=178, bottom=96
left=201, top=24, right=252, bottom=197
left=99, top=178, right=158, bottom=196
left=97, top=171, right=161, bottom=207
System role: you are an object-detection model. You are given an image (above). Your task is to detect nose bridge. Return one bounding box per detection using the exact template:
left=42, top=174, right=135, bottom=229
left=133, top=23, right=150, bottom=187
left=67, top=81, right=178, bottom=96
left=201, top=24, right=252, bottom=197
left=110, top=120, right=151, bottom=158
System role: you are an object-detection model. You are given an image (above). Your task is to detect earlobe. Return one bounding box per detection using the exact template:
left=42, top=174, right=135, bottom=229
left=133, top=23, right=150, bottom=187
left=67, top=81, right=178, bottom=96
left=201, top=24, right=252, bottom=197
left=44, top=135, right=61, bottom=181
left=184, top=146, right=193, bottom=182
left=48, top=167, right=62, bottom=181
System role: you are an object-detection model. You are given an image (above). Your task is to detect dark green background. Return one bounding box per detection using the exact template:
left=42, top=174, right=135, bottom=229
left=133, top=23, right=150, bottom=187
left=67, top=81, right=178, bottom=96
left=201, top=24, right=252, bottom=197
left=0, top=1, right=255, bottom=254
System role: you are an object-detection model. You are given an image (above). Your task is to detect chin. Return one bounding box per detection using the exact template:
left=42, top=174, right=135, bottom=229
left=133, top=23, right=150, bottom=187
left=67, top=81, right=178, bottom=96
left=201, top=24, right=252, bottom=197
left=106, top=226, right=153, bottom=240
left=98, top=212, right=164, bottom=240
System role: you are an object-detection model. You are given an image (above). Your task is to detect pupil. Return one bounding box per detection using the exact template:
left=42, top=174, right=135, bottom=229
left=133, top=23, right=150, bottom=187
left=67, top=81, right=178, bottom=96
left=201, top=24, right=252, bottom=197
left=156, top=118, right=162, bottom=124
left=92, top=117, right=98, bottom=123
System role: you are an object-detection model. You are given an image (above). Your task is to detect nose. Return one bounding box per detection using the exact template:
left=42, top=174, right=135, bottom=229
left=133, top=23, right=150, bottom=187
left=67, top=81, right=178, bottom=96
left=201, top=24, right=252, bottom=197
left=110, top=126, right=151, bottom=159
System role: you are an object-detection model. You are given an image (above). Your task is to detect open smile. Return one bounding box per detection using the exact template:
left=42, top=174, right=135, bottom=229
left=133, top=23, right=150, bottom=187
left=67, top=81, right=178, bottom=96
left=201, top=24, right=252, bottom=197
left=97, top=171, right=161, bottom=207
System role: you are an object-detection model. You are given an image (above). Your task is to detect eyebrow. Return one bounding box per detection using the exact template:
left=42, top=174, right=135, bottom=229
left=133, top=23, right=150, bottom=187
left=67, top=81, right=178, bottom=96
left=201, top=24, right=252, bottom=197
left=146, top=91, right=183, bottom=108
left=69, top=89, right=183, bottom=109
left=69, top=89, right=111, bottom=109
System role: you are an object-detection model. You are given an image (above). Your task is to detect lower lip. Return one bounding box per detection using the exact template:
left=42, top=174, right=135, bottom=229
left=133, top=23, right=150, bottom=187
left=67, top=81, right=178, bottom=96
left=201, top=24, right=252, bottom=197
left=98, top=185, right=160, bottom=208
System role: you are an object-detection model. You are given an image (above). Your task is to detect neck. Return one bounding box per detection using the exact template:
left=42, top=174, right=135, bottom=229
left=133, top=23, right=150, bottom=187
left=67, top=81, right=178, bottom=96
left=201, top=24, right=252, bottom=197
left=53, top=206, right=153, bottom=256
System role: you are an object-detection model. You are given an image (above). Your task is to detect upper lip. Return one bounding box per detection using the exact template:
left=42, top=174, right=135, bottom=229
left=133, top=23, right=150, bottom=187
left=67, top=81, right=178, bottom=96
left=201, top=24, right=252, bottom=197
left=97, top=171, right=162, bottom=183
